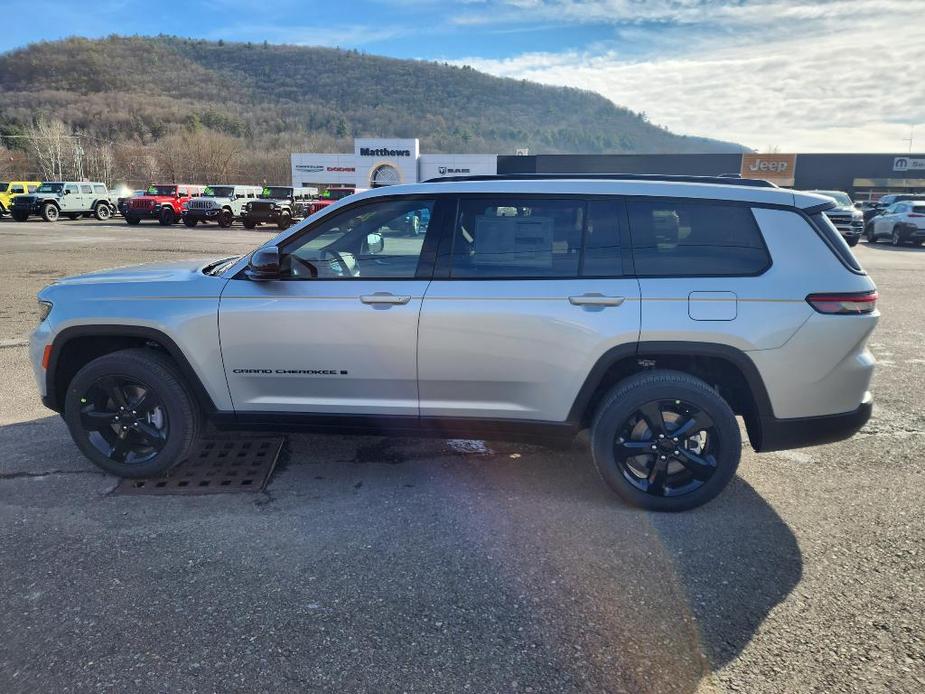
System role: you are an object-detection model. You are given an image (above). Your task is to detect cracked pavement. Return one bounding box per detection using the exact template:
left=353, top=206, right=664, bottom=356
left=0, top=222, right=922, bottom=693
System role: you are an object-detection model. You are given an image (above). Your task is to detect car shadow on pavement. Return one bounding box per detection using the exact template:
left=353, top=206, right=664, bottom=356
left=862, top=242, right=925, bottom=252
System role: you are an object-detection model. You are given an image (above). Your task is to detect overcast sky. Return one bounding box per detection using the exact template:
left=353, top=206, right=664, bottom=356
left=4, top=0, right=924, bottom=152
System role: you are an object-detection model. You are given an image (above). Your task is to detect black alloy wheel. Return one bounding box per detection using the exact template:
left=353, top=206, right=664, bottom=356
left=218, top=209, right=234, bottom=228
left=95, top=203, right=112, bottom=221
left=125, top=215, right=141, bottom=225
left=613, top=400, right=719, bottom=498
left=64, top=349, right=200, bottom=478
left=183, top=217, right=198, bottom=228
left=591, top=370, right=741, bottom=511
left=77, top=375, right=169, bottom=466
left=159, top=207, right=176, bottom=225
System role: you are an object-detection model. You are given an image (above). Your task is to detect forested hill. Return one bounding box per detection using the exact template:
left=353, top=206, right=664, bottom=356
left=0, top=35, right=743, bottom=155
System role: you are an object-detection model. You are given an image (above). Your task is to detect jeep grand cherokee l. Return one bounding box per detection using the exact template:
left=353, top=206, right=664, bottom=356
left=30, top=175, right=877, bottom=511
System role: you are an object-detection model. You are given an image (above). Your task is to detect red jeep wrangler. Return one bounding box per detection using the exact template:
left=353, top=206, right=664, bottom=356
left=125, top=184, right=205, bottom=226
left=305, top=187, right=357, bottom=216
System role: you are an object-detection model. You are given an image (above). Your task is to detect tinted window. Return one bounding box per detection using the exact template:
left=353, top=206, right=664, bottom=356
left=581, top=200, right=624, bottom=277
left=10, top=185, right=23, bottom=194
left=627, top=200, right=769, bottom=276
left=451, top=198, right=583, bottom=278
left=810, top=212, right=863, bottom=273
left=282, top=198, right=435, bottom=280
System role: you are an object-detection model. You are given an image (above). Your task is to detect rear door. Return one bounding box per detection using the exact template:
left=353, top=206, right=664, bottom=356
left=219, top=195, right=448, bottom=416
left=417, top=194, right=641, bottom=423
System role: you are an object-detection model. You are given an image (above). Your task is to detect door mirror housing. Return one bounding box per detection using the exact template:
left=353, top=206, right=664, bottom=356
left=63, top=189, right=70, bottom=196
left=367, top=232, right=384, bottom=255
left=245, top=246, right=280, bottom=281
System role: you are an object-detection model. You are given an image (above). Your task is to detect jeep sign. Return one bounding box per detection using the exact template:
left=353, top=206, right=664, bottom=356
left=741, top=153, right=797, bottom=186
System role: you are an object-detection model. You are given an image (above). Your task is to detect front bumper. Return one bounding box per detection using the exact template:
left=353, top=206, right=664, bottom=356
left=126, top=207, right=163, bottom=219
left=754, top=392, right=873, bottom=452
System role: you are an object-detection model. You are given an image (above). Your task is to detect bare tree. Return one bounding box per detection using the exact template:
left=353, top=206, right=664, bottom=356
left=26, top=118, right=77, bottom=180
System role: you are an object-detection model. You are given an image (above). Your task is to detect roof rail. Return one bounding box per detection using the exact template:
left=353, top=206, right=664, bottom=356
left=422, top=173, right=778, bottom=188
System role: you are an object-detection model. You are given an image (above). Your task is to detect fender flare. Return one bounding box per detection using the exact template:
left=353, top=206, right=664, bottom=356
left=44, top=324, right=218, bottom=414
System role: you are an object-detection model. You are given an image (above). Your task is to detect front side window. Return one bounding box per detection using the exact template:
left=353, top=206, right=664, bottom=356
left=281, top=198, right=435, bottom=280
left=147, top=185, right=177, bottom=196
left=450, top=198, right=584, bottom=278
left=65, top=184, right=78, bottom=194
left=10, top=185, right=24, bottom=194
left=627, top=199, right=769, bottom=276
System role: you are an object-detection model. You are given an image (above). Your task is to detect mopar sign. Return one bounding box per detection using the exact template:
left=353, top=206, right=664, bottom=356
left=360, top=147, right=411, bottom=157
left=894, top=157, right=925, bottom=172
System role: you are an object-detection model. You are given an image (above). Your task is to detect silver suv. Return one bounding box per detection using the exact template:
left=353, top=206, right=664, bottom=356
left=182, top=185, right=263, bottom=228
left=30, top=175, right=878, bottom=511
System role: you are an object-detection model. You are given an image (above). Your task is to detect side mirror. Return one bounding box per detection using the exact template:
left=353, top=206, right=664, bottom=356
left=245, top=246, right=280, bottom=281
left=63, top=189, right=70, bottom=196
left=367, top=232, right=384, bottom=255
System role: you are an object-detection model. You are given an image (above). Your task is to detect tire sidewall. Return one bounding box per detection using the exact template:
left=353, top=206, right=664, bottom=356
left=218, top=209, right=233, bottom=228
left=63, top=352, right=197, bottom=478
left=591, top=375, right=741, bottom=511
left=95, top=203, right=111, bottom=220
left=42, top=203, right=59, bottom=222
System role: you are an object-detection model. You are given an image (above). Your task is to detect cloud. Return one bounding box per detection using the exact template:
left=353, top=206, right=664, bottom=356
left=450, top=0, right=925, bottom=151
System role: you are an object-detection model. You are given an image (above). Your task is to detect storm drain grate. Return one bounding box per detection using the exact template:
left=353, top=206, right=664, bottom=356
left=113, top=437, right=285, bottom=495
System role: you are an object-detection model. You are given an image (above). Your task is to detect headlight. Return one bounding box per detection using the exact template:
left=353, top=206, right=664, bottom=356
left=38, top=300, right=52, bottom=322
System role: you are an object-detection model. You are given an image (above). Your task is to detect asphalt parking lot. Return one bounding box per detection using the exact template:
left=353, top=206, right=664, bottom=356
left=0, top=219, right=922, bottom=693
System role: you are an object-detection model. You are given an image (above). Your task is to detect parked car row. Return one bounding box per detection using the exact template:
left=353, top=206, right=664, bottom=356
left=806, top=189, right=925, bottom=247
left=0, top=179, right=358, bottom=230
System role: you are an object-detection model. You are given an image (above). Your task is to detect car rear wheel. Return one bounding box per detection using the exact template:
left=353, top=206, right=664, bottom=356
left=94, top=203, right=112, bottom=221
left=64, top=349, right=201, bottom=478
left=41, top=203, right=59, bottom=222
left=218, top=209, right=234, bottom=228
left=591, top=370, right=741, bottom=511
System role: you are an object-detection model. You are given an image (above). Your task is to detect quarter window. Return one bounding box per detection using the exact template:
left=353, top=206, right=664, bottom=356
left=282, top=199, right=435, bottom=279
left=627, top=200, right=769, bottom=276
left=450, top=198, right=584, bottom=278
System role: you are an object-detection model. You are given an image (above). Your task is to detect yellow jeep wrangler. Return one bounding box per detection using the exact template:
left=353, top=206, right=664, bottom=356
left=0, top=181, right=41, bottom=216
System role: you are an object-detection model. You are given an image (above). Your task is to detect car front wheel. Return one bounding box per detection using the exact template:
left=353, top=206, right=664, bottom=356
left=63, top=349, right=201, bottom=478
left=41, top=203, right=59, bottom=222
left=892, top=227, right=904, bottom=246
left=591, top=370, right=741, bottom=511
left=218, top=209, right=234, bottom=228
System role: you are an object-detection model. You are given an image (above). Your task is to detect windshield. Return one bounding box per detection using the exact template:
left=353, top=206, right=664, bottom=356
left=146, top=185, right=177, bottom=196
left=203, top=186, right=234, bottom=198
left=36, top=183, right=64, bottom=194
left=261, top=186, right=292, bottom=199
left=815, top=191, right=853, bottom=206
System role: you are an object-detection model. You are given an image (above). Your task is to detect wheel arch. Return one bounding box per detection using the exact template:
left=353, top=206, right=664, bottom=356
left=45, top=325, right=217, bottom=416
left=568, top=341, right=774, bottom=450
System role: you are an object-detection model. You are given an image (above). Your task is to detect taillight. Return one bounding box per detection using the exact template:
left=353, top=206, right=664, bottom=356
left=806, top=291, right=878, bottom=315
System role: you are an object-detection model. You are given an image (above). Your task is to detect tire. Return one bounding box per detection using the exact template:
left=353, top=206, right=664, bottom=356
left=41, top=202, right=59, bottom=222
left=891, top=226, right=903, bottom=246
left=243, top=218, right=257, bottom=230
left=218, top=209, right=234, bottom=228
left=125, top=215, right=141, bottom=226
left=847, top=237, right=859, bottom=247
left=866, top=225, right=877, bottom=243
left=0, top=205, right=6, bottom=218
left=277, top=211, right=291, bottom=230
left=183, top=217, right=198, bottom=228
left=94, top=203, right=112, bottom=221
left=11, top=210, right=28, bottom=222
left=590, top=369, right=741, bottom=512
left=159, top=207, right=176, bottom=226
left=63, top=348, right=201, bottom=478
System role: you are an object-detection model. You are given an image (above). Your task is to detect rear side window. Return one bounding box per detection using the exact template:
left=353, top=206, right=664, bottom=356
left=627, top=200, right=769, bottom=276
left=93, top=184, right=106, bottom=194
left=810, top=212, right=864, bottom=273
left=450, top=198, right=584, bottom=278
left=80, top=184, right=92, bottom=194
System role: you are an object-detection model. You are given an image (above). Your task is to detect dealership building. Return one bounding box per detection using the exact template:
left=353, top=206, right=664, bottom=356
left=291, top=138, right=925, bottom=200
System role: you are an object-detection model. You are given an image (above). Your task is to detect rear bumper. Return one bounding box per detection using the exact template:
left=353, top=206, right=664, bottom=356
left=754, top=392, right=872, bottom=452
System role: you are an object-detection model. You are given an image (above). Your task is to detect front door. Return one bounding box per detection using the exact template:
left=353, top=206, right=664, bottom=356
left=418, top=195, right=641, bottom=423
left=219, top=195, right=446, bottom=416
left=62, top=183, right=80, bottom=212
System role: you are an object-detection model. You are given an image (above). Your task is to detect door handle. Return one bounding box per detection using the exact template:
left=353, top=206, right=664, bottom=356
left=360, top=293, right=412, bottom=305
left=568, top=294, right=625, bottom=307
